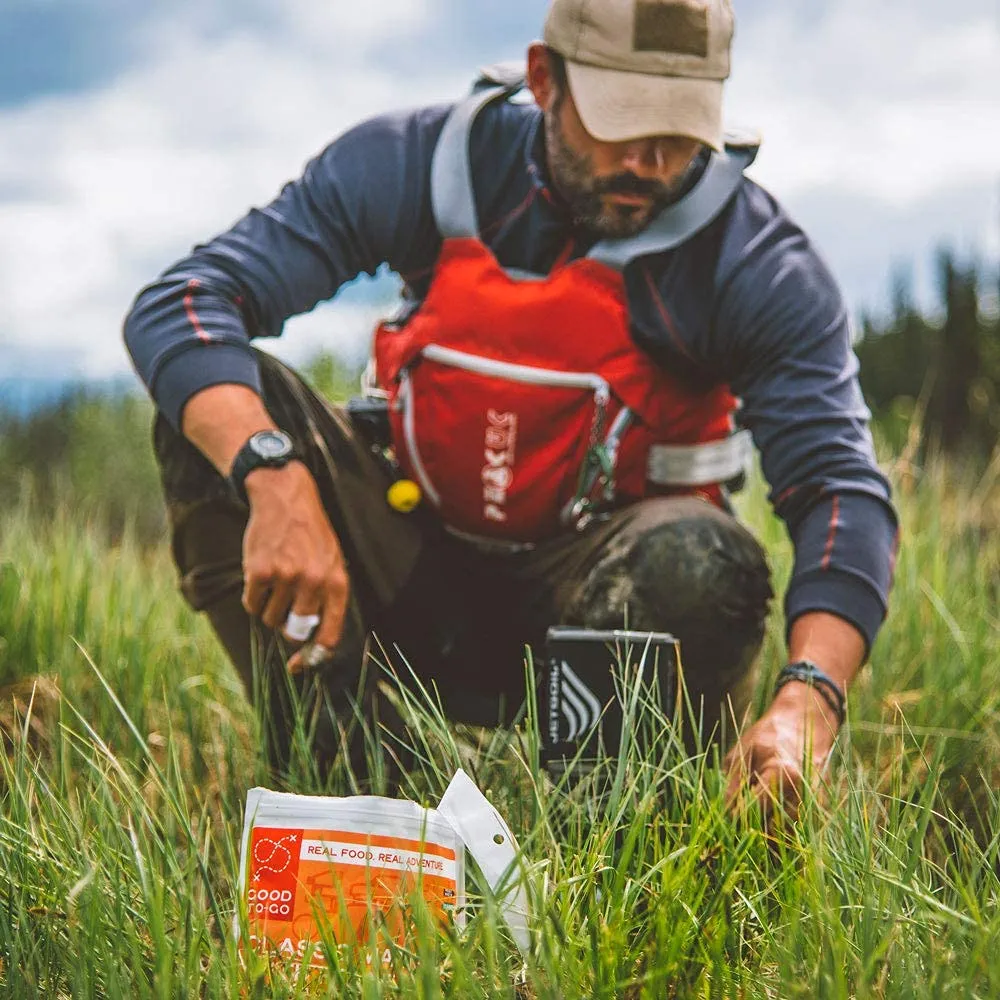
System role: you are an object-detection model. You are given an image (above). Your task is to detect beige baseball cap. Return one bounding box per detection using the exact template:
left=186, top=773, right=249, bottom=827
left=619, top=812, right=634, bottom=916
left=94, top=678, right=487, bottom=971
left=544, top=0, right=734, bottom=150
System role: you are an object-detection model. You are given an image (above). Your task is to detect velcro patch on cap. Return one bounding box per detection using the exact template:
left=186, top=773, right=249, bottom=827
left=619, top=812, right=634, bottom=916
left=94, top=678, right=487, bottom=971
left=633, top=0, right=710, bottom=57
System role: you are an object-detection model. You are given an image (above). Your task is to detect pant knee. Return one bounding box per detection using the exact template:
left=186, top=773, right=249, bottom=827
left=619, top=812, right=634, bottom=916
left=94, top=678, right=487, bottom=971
left=637, top=511, right=772, bottom=635
left=565, top=505, right=773, bottom=703
left=572, top=509, right=770, bottom=627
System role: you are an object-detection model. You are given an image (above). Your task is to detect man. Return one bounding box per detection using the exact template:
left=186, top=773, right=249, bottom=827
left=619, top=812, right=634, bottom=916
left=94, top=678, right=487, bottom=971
left=124, top=0, right=897, bottom=812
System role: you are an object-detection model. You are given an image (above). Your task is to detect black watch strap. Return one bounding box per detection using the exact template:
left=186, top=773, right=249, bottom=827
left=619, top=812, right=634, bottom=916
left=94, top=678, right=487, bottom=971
left=228, top=430, right=301, bottom=506
left=774, top=660, right=847, bottom=727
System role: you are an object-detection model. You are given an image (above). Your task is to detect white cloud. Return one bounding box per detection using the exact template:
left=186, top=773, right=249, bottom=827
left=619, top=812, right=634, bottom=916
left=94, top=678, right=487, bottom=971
left=729, top=1, right=1000, bottom=211
left=722, top=1, right=1000, bottom=308
left=0, top=0, right=461, bottom=378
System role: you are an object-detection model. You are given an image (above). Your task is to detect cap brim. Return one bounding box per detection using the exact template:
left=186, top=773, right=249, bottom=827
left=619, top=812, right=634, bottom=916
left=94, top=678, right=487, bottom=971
left=565, top=61, right=724, bottom=151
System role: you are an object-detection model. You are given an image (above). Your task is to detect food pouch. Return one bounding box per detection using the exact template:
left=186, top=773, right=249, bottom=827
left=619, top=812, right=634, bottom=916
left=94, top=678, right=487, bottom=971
left=236, top=788, right=464, bottom=969
left=236, top=771, right=529, bottom=970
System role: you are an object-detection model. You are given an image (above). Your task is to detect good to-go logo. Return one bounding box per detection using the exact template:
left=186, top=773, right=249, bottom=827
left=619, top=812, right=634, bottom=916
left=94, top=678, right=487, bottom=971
left=246, top=887, right=294, bottom=919
left=253, top=834, right=298, bottom=877
left=248, top=828, right=303, bottom=924
left=482, top=409, right=518, bottom=523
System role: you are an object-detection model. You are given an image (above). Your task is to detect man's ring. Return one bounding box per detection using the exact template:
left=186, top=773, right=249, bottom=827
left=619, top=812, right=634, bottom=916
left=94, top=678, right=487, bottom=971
left=284, top=612, right=321, bottom=643
left=300, top=642, right=334, bottom=670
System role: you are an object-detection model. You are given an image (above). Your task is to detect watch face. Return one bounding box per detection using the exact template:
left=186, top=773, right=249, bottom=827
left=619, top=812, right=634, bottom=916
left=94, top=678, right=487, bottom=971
left=250, top=431, right=293, bottom=460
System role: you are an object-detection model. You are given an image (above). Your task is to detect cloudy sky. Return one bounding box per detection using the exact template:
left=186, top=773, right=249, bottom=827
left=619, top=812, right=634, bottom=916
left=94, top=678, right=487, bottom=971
left=1, top=0, right=997, bottom=384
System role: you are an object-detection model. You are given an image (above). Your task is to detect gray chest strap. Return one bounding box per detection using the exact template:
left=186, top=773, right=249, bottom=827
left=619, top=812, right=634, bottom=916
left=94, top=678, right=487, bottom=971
left=430, top=80, right=760, bottom=270
left=430, top=83, right=520, bottom=241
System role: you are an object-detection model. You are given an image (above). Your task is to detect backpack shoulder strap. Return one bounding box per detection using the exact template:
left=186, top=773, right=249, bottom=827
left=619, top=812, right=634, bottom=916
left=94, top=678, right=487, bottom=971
left=587, top=130, right=761, bottom=271
left=431, top=67, right=527, bottom=239
left=473, top=61, right=529, bottom=92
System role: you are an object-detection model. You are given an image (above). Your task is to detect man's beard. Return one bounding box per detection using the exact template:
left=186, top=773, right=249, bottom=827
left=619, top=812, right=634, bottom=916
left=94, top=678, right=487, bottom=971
left=544, top=103, right=691, bottom=239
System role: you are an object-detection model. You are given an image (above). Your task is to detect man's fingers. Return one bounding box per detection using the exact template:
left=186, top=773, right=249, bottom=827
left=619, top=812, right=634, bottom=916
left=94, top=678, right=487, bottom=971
left=312, top=574, right=349, bottom=650
left=260, top=579, right=294, bottom=630
left=723, top=741, right=753, bottom=809
left=242, top=570, right=272, bottom=618
left=282, top=580, right=324, bottom=643
left=288, top=571, right=349, bottom=675
left=239, top=473, right=349, bottom=673
left=288, top=641, right=337, bottom=676
left=810, top=756, right=834, bottom=808
left=751, top=761, right=804, bottom=822
left=725, top=740, right=807, bottom=821
left=283, top=610, right=321, bottom=644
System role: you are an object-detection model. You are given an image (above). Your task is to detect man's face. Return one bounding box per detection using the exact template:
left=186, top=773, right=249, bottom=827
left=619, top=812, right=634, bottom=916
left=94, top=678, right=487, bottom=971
left=543, top=78, right=703, bottom=239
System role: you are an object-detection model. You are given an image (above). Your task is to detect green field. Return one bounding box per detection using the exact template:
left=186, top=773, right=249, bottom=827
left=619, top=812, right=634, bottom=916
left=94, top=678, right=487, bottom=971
left=1, top=393, right=998, bottom=998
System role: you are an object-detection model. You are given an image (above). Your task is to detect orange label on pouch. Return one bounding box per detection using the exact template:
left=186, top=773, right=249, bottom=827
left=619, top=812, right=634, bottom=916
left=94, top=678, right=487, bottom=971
left=245, top=826, right=459, bottom=968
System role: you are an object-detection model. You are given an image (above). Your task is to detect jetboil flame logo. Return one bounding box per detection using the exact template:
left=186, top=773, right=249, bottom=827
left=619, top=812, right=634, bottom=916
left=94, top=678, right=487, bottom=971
left=549, top=660, right=603, bottom=744
left=482, top=410, right=517, bottom=523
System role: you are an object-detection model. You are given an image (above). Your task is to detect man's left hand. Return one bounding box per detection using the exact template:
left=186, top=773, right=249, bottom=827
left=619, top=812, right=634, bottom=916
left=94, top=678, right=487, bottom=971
left=723, top=681, right=842, bottom=819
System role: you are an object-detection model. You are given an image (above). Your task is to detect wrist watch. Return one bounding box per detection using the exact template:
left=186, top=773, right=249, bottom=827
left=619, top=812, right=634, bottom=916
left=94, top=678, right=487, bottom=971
left=228, top=430, right=302, bottom=505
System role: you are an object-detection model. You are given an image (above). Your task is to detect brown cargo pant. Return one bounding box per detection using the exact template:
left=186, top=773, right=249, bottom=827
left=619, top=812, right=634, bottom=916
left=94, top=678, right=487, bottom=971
left=154, top=350, right=773, bottom=788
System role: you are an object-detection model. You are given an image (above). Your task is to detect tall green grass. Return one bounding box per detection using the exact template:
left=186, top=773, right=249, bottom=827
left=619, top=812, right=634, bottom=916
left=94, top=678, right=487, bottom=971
left=0, top=440, right=998, bottom=997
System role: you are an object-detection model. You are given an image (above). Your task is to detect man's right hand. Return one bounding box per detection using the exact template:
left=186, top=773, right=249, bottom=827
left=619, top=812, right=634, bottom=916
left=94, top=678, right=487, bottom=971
left=180, top=383, right=350, bottom=672
left=242, top=461, right=350, bottom=673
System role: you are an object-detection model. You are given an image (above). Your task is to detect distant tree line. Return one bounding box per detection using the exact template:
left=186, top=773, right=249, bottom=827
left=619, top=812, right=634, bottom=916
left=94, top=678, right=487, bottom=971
left=0, top=354, right=362, bottom=545
left=855, top=250, right=1000, bottom=461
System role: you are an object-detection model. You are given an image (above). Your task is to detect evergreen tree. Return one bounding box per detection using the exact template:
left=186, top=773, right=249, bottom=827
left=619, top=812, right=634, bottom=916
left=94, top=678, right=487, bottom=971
left=856, top=249, right=999, bottom=462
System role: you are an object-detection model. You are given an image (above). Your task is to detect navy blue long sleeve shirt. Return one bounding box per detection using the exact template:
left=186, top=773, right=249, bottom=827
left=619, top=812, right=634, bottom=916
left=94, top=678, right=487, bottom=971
left=124, top=96, right=899, bottom=654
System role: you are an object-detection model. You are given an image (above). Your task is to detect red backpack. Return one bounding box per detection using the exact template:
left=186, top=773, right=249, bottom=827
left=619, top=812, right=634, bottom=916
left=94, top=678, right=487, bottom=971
left=374, top=71, right=756, bottom=545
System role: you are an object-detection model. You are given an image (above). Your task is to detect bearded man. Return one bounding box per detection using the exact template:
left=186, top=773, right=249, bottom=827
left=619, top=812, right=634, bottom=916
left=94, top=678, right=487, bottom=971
left=125, top=0, right=898, bottom=811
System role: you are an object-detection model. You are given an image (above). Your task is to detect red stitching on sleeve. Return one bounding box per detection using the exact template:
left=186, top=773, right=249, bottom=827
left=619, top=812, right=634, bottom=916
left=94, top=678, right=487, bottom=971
left=183, top=279, right=211, bottom=343
left=776, top=485, right=799, bottom=506
left=821, top=495, right=841, bottom=570
left=481, top=185, right=538, bottom=240
left=550, top=237, right=576, bottom=272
